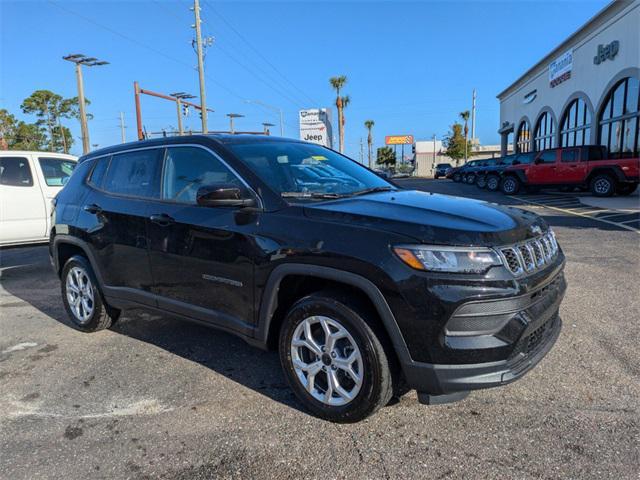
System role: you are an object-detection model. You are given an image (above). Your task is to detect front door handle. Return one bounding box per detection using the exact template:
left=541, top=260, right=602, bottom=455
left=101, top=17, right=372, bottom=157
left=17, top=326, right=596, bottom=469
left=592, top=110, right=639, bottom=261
left=83, top=204, right=102, bottom=214
left=149, top=213, right=175, bottom=226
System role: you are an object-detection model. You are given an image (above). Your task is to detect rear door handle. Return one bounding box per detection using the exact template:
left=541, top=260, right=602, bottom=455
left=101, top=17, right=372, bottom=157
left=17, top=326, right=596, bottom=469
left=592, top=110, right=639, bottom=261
left=149, top=213, right=175, bottom=226
left=83, top=204, right=102, bottom=214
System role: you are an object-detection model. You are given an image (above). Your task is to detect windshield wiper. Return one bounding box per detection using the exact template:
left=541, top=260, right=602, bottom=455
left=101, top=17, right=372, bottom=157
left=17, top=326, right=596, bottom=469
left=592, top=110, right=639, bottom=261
left=350, top=186, right=396, bottom=197
left=281, top=192, right=347, bottom=199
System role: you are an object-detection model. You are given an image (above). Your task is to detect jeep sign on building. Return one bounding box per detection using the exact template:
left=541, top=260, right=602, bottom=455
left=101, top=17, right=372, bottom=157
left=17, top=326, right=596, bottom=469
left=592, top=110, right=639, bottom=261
left=498, top=0, right=639, bottom=159
left=299, top=109, right=333, bottom=148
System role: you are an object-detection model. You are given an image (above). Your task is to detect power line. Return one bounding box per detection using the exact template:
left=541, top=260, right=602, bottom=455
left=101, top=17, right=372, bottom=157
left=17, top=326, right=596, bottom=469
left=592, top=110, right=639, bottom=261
left=46, top=0, right=246, bottom=102
left=201, top=0, right=318, bottom=106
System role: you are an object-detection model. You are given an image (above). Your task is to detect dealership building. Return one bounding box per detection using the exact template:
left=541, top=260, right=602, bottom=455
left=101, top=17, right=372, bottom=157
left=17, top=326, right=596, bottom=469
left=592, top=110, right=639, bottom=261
left=497, top=0, right=639, bottom=158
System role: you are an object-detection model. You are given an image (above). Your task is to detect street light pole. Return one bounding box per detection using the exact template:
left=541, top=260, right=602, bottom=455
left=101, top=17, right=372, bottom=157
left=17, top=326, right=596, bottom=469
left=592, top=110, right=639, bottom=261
left=226, top=113, right=244, bottom=134
left=63, top=54, right=108, bottom=154
left=245, top=100, right=283, bottom=136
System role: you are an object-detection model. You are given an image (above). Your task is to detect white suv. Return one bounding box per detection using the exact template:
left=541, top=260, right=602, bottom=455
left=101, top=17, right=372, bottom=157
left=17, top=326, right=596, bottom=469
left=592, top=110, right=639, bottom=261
left=0, top=151, right=77, bottom=246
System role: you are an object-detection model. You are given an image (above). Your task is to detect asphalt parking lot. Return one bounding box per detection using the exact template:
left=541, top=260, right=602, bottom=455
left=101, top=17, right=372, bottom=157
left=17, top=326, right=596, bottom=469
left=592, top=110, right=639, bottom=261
left=1, top=179, right=639, bottom=480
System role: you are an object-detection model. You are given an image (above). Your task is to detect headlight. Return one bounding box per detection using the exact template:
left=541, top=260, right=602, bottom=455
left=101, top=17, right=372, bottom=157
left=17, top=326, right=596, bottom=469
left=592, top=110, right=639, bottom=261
left=393, top=245, right=502, bottom=273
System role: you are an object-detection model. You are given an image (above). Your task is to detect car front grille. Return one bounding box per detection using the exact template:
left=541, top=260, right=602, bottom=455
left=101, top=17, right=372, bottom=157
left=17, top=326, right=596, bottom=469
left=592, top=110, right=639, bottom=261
left=498, top=231, right=559, bottom=276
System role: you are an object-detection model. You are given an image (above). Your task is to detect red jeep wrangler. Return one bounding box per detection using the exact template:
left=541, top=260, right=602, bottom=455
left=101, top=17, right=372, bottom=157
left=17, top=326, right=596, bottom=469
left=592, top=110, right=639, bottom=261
left=500, top=146, right=639, bottom=197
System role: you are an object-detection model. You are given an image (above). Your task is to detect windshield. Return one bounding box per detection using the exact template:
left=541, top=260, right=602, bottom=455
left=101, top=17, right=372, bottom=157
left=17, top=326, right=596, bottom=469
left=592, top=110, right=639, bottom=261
left=228, top=142, right=394, bottom=198
left=38, top=157, right=76, bottom=186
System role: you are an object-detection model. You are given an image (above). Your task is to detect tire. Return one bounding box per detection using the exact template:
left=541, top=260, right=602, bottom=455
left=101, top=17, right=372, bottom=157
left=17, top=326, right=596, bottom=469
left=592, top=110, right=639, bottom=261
left=616, top=183, right=638, bottom=196
left=590, top=174, right=615, bottom=197
left=453, top=173, right=461, bottom=182
left=466, top=174, right=475, bottom=184
left=486, top=174, right=500, bottom=191
left=434, top=174, right=439, bottom=179
left=279, top=291, right=394, bottom=423
left=476, top=175, right=486, bottom=189
left=61, top=255, right=120, bottom=332
left=500, top=175, right=521, bottom=195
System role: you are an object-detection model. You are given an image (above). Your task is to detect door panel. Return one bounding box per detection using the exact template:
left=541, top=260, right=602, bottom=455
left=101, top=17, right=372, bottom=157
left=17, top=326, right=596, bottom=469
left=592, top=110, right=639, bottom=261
left=529, top=150, right=559, bottom=184
left=557, top=148, right=586, bottom=183
left=147, top=146, right=257, bottom=331
left=83, top=149, right=162, bottom=298
left=0, top=156, right=46, bottom=243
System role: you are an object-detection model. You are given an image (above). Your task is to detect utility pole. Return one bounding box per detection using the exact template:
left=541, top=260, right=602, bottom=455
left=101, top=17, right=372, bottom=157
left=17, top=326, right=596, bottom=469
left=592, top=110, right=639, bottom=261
left=192, top=0, right=208, bottom=133
left=119, top=112, right=126, bottom=143
left=63, top=54, right=108, bottom=154
left=432, top=133, right=437, bottom=169
left=471, top=89, right=477, bottom=142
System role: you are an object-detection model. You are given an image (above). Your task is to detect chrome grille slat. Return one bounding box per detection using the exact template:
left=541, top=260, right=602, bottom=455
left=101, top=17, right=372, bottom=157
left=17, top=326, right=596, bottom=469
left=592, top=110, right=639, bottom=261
left=497, top=232, right=559, bottom=277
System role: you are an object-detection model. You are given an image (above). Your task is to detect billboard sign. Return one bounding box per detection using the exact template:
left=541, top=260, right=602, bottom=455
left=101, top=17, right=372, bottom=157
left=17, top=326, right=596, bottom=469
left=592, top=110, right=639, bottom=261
left=299, top=109, right=333, bottom=148
left=385, top=135, right=414, bottom=145
left=549, top=50, right=572, bottom=88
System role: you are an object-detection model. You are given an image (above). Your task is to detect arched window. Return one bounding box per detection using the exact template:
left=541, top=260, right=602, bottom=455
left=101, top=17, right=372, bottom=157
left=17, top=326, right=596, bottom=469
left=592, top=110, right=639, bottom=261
left=598, top=77, right=639, bottom=158
left=516, top=120, right=531, bottom=153
left=560, top=98, right=592, bottom=147
left=534, top=111, right=555, bottom=151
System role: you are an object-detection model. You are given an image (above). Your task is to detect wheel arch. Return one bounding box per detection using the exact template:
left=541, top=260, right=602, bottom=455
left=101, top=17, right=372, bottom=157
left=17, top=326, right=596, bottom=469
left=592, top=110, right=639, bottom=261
left=52, top=236, right=105, bottom=287
left=586, top=166, right=626, bottom=184
left=256, top=264, right=412, bottom=365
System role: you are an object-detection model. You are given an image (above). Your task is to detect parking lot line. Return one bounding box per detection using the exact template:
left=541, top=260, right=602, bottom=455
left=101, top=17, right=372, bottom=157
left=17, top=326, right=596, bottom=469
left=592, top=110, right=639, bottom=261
left=508, top=196, right=640, bottom=233
left=621, top=218, right=640, bottom=225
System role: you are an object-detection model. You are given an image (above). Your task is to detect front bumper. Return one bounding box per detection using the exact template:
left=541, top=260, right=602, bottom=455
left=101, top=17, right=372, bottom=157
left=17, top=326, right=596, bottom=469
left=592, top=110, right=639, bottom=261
left=400, top=270, right=566, bottom=397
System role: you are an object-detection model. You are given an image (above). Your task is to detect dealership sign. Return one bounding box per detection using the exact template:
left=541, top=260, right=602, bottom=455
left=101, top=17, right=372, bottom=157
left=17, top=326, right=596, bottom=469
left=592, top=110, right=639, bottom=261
left=549, top=50, right=572, bottom=88
left=299, top=109, right=333, bottom=148
left=385, top=135, right=414, bottom=145
left=594, top=40, right=619, bottom=65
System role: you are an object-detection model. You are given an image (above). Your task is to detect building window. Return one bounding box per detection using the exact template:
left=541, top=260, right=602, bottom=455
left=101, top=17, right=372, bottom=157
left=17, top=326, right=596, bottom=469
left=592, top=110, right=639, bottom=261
left=534, top=111, right=555, bottom=151
left=560, top=98, right=592, bottom=147
left=516, top=120, right=531, bottom=153
left=598, top=77, right=639, bottom=158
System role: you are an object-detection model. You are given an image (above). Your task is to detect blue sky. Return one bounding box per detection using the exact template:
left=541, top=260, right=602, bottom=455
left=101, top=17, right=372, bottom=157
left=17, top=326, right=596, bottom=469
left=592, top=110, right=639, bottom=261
left=1, top=0, right=608, bottom=159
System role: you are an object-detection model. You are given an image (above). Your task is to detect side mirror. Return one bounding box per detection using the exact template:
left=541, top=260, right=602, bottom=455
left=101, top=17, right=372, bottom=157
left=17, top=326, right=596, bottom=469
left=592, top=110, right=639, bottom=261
left=196, top=184, right=256, bottom=208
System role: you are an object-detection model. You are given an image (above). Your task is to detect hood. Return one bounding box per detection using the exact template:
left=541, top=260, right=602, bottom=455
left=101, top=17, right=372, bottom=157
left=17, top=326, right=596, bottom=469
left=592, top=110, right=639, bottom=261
left=303, top=189, right=546, bottom=246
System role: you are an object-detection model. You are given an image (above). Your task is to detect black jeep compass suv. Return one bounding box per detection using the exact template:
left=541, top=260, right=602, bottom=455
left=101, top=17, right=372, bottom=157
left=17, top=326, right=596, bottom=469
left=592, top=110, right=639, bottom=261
left=50, top=135, right=566, bottom=423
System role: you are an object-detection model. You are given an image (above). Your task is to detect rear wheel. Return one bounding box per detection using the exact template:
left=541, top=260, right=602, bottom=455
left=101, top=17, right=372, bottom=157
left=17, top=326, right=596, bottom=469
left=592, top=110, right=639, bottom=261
left=476, top=174, right=486, bottom=189
left=486, top=174, right=500, bottom=191
left=61, top=255, right=120, bottom=332
left=279, top=292, right=394, bottom=423
left=500, top=175, right=521, bottom=195
left=453, top=173, right=461, bottom=182
left=466, top=174, right=475, bottom=184
left=616, top=183, right=638, bottom=196
left=590, top=174, right=615, bottom=197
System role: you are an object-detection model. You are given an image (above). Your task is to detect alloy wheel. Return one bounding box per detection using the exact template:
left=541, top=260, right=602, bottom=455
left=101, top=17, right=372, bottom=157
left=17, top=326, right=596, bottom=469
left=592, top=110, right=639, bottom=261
left=66, top=266, right=95, bottom=324
left=290, top=315, right=363, bottom=406
left=503, top=178, right=517, bottom=194
left=594, top=178, right=611, bottom=195
left=488, top=177, right=499, bottom=190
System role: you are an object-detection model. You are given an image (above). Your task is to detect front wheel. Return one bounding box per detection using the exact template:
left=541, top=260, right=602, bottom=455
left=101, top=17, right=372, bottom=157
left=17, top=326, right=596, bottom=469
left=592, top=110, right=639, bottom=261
left=61, top=255, right=120, bottom=332
left=500, top=176, right=521, bottom=195
left=279, top=292, right=394, bottom=423
left=466, top=174, right=476, bottom=184
left=476, top=175, right=486, bottom=189
left=486, top=174, right=500, bottom=191
left=453, top=173, right=461, bottom=182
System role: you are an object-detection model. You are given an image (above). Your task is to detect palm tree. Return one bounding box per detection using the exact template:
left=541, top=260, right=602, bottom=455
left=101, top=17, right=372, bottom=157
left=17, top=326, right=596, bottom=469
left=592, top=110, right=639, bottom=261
left=364, top=120, right=375, bottom=168
left=459, top=110, right=470, bottom=162
left=329, top=75, right=347, bottom=152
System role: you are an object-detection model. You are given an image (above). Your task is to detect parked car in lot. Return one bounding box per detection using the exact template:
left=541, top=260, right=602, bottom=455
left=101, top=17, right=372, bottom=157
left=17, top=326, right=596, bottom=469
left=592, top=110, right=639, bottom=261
left=453, top=159, right=482, bottom=183
left=476, top=153, right=533, bottom=191
left=462, top=158, right=499, bottom=185
left=0, top=151, right=77, bottom=246
left=500, top=145, right=639, bottom=196
left=50, top=135, right=566, bottom=422
left=434, top=163, right=452, bottom=179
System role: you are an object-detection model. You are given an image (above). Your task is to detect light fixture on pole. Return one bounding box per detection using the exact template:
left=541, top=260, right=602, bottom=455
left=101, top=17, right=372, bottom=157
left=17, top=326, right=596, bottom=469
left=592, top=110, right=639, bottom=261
left=226, top=113, right=244, bottom=134
left=170, top=92, right=196, bottom=136
left=63, top=54, right=109, bottom=154
left=245, top=100, right=284, bottom=136
left=262, top=122, right=275, bottom=135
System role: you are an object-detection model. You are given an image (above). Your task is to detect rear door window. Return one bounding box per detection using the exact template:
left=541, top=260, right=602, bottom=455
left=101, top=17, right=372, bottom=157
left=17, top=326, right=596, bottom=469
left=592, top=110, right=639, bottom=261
left=38, top=157, right=76, bottom=186
left=561, top=149, right=579, bottom=163
left=103, top=149, right=162, bottom=198
left=0, top=157, right=33, bottom=186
